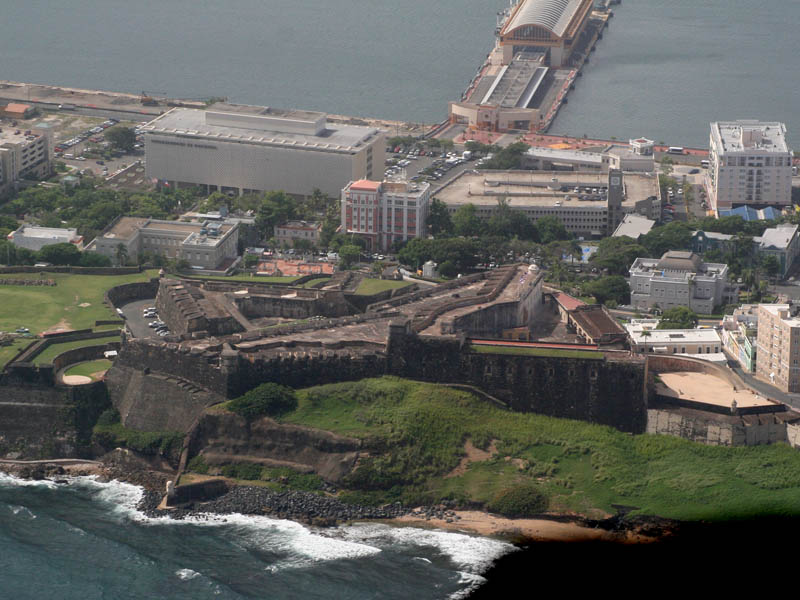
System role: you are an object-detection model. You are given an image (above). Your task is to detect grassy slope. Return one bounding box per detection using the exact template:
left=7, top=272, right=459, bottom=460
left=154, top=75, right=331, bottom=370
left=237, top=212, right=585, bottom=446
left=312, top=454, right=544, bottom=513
left=64, top=359, right=113, bottom=379
left=0, top=270, right=156, bottom=334
left=272, top=377, right=800, bottom=521
left=353, top=278, right=412, bottom=296
left=34, top=333, right=120, bottom=365
left=470, top=345, right=603, bottom=360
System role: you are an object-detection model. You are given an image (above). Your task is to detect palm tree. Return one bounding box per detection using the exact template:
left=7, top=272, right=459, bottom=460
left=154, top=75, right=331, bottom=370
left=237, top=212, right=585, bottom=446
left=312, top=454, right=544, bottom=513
left=115, top=243, right=128, bottom=267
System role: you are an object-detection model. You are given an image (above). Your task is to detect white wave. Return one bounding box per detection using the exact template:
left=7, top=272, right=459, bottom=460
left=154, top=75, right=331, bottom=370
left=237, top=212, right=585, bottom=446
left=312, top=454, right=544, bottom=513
left=413, top=556, right=432, bottom=564
left=175, top=568, right=202, bottom=581
left=448, top=571, right=488, bottom=600
left=331, top=523, right=515, bottom=574
left=0, top=471, right=58, bottom=489
left=8, top=504, right=36, bottom=519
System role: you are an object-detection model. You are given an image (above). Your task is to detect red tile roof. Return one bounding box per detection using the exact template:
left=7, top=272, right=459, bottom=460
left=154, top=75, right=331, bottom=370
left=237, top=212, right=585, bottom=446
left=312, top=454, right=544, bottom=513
left=553, top=292, right=585, bottom=312
left=350, top=180, right=381, bottom=192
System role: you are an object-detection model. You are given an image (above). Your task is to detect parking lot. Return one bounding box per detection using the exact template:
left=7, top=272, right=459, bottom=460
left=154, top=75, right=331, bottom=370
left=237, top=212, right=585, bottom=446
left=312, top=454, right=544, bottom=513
left=54, top=116, right=147, bottom=179
left=118, top=298, right=168, bottom=339
left=384, top=146, right=476, bottom=189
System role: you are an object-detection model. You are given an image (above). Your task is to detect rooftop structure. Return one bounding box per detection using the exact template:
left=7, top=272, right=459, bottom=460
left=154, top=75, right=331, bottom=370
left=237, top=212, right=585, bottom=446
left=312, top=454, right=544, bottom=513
left=611, top=214, right=655, bottom=240
left=522, top=138, right=655, bottom=173
left=7, top=224, right=82, bottom=251
left=625, top=319, right=723, bottom=361
left=499, top=0, right=595, bottom=67
left=435, top=169, right=659, bottom=238
left=142, top=105, right=385, bottom=198
left=629, top=251, right=735, bottom=314
left=716, top=205, right=782, bottom=221
left=90, top=217, right=239, bottom=270
left=569, top=304, right=627, bottom=346
left=707, top=120, right=793, bottom=211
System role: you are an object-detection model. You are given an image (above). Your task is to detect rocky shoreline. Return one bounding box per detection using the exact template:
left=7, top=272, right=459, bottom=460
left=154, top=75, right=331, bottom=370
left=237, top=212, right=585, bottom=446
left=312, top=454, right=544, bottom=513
left=0, top=459, right=677, bottom=543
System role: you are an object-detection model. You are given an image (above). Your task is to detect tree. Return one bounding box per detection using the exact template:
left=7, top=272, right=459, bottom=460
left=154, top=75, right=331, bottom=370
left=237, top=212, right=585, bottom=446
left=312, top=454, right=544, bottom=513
left=452, top=204, right=485, bottom=237
left=228, top=383, right=297, bottom=420
left=427, top=198, right=454, bottom=236
left=760, top=254, right=781, bottom=279
left=481, top=141, right=530, bottom=170
left=338, top=244, right=361, bottom=268
left=657, top=306, right=698, bottom=329
left=78, top=252, right=112, bottom=267
left=37, top=242, right=81, bottom=265
left=535, top=216, right=570, bottom=245
left=104, top=126, right=137, bottom=152
left=114, top=243, right=129, bottom=266
left=487, top=198, right=538, bottom=241
left=640, top=221, right=693, bottom=257
left=590, top=236, right=648, bottom=275
left=659, top=155, right=675, bottom=177
left=582, top=275, right=630, bottom=306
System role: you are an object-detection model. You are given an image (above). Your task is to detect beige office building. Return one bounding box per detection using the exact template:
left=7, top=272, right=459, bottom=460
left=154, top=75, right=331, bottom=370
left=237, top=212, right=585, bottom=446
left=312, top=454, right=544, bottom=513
left=143, top=104, right=385, bottom=199
left=435, top=169, right=659, bottom=238
left=90, top=217, right=239, bottom=270
left=0, top=123, right=53, bottom=197
left=707, top=120, right=793, bottom=211
left=755, top=304, right=800, bottom=393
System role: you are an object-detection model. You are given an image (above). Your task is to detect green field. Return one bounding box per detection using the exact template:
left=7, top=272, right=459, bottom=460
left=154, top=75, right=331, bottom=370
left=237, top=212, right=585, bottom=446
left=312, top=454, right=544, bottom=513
left=64, top=359, right=113, bottom=380
left=33, top=333, right=120, bottom=365
left=470, top=344, right=604, bottom=360
left=181, top=273, right=302, bottom=284
left=0, top=339, right=31, bottom=369
left=0, top=271, right=156, bottom=335
left=353, top=278, right=412, bottom=296
left=301, top=277, right=332, bottom=288
left=255, top=377, right=800, bottom=521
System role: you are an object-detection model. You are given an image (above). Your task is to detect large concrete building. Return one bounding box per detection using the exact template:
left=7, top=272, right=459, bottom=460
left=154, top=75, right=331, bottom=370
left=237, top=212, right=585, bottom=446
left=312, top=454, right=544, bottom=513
left=498, top=0, right=595, bottom=67
left=90, top=217, right=239, bottom=270
left=341, top=179, right=431, bottom=252
left=142, top=104, right=385, bottom=199
left=7, top=225, right=82, bottom=251
left=522, top=138, right=655, bottom=173
left=755, top=304, right=800, bottom=393
left=629, top=251, right=735, bottom=314
left=706, top=120, right=793, bottom=212
left=0, top=123, right=53, bottom=197
left=435, top=169, right=659, bottom=238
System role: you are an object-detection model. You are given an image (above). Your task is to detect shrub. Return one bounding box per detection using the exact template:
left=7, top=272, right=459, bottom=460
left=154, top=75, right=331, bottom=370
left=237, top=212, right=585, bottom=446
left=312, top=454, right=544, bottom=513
left=228, top=383, right=297, bottom=420
left=487, top=484, right=549, bottom=518
left=96, top=408, right=120, bottom=426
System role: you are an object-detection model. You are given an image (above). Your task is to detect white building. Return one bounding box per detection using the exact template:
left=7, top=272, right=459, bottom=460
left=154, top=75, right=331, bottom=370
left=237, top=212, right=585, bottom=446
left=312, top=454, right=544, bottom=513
left=7, top=225, right=82, bottom=251
left=341, top=179, right=431, bottom=252
left=611, top=214, right=655, bottom=240
left=629, top=251, right=736, bottom=314
left=625, top=318, right=725, bottom=362
left=522, top=138, right=655, bottom=173
left=90, top=217, right=239, bottom=270
left=0, top=123, right=53, bottom=197
left=274, top=220, right=322, bottom=248
left=707, top=120, right=793, bottom=211
left=435, top=169, right=661, bottom=238
left=142, top=104, right=385, bottom=199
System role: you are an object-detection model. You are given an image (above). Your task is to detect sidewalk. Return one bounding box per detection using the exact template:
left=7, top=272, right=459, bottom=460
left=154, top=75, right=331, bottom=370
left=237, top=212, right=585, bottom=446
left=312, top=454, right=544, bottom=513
left=729, top=365, right=800, bottom=410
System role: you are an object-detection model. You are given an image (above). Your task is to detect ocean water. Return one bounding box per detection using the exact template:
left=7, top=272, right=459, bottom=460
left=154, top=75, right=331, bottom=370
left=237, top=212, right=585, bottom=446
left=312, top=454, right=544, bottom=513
left=0, top=473, right=513, bottom=599
left=551, top=0, right=800, bottom=148
left=4, top=1, right=799, bottom=147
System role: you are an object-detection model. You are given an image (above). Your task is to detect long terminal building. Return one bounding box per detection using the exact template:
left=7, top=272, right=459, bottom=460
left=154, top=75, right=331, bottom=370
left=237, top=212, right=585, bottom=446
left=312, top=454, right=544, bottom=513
left=142, top=103, right=385, bottom=199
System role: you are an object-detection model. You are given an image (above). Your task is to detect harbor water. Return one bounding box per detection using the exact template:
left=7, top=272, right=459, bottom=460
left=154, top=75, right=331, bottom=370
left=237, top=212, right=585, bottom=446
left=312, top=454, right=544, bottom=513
left=0, top=473, right=513, bottom=599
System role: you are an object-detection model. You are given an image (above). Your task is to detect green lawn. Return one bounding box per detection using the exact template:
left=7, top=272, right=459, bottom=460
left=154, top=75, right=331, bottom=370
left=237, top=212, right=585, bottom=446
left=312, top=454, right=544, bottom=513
left=64, top=359, right=112, bottom=380
left=266, top=377, right=800, bottom=521
left=0, top=339, right=30, bottom=369
left=0, top=271, right=157, bottom=335
left=181, top=273, right=302, bottom=284
left=470, top=344, right=604, bottom=360
left=302, top=277, right=332, bottom=288
left=353, top=278, right=412, bottom=296
left=34, top=333, right=120, bottom=365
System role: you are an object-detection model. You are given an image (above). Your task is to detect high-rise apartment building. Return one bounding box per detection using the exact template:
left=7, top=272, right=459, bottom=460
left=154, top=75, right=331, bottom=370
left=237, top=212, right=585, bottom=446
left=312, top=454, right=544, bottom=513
left=341, top=179, right=431, bottom=252
left=707, top=120, right=793, bottom=211
left=755, top=304, right=800, bottom=392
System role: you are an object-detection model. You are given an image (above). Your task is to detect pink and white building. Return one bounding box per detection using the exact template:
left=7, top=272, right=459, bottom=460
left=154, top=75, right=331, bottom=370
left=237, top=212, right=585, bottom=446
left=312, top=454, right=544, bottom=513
left=341, top=179, right=431, bottom=252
